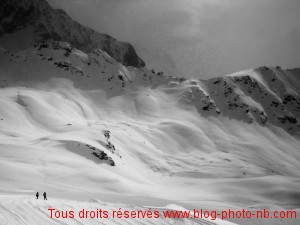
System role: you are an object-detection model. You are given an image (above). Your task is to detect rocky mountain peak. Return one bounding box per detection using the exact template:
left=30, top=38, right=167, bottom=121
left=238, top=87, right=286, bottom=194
left=0, top=0, right=145, bottom=68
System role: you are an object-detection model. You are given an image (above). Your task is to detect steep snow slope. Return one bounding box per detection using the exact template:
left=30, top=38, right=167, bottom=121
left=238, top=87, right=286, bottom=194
left=0, top=0, right=145, bottom=68
left=0, top=43, right=300, bottom=224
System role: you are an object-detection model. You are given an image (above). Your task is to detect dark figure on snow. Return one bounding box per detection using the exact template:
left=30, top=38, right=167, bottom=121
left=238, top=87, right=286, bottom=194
left=36, top=192, right=39, bottom=199
left=43, top=192, right=47, bottom=200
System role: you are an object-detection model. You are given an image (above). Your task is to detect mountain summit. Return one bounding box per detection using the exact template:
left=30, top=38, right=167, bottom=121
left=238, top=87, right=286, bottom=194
left=0, top=0, right=145, bottom=68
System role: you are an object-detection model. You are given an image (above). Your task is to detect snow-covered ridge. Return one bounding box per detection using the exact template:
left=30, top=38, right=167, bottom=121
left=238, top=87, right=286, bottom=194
left=0, top=0, right=145, bottom=68
left=1, top=42, right=299, bottom=134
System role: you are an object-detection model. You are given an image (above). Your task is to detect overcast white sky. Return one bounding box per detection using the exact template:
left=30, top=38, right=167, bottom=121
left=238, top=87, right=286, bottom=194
left=48, top=0, right=300, bottom=78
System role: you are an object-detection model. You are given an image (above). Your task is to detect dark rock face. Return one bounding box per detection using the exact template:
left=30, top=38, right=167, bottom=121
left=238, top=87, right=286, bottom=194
left=0, top=0, right=145, bottom=68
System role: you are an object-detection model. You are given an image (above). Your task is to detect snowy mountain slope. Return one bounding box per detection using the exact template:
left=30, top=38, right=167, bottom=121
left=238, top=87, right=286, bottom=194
left=0, top=2, right=299, bottom=225
left=0, top=43, right=300, bottom=225
left=1, top=42, right=299, bottom=133
left=0, top=0, right=145, bottom=68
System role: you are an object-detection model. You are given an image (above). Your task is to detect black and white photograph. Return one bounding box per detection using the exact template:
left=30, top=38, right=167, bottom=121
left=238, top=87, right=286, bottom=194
left=0, top=0, right=299, bottom=224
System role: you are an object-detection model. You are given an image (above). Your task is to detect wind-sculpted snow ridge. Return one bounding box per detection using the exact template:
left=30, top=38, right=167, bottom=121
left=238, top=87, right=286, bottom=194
left=0, top=0, right=145, bottom=68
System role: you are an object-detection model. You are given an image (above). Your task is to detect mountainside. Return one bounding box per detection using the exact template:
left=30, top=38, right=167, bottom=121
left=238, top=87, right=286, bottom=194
left=0, top=1, right=299, bottom=223
left=1, top=42, right=299, bottom=134
left=0, top=43, right=300, bottom=220
left=0, top=0, right=145, bottom=68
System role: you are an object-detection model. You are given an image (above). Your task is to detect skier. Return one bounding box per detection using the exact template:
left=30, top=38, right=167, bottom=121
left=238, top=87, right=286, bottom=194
left=43, top=192, right=47, bottom=200
left=36, top=192, right=39, bottom=199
